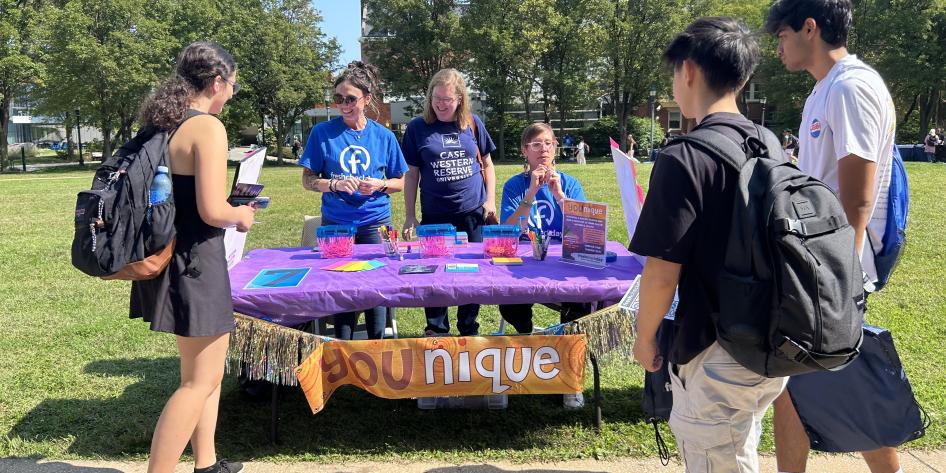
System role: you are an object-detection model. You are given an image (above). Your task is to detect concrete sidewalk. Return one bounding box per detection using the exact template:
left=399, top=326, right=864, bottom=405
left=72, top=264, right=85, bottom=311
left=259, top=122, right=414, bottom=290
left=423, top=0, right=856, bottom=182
left=2, top=451, right=945, bottom=473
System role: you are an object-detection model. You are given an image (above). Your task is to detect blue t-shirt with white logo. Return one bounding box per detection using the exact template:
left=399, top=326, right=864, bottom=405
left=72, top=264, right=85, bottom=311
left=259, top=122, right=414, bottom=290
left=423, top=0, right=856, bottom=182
left=500, top=170, right=586, bottom=241
left=400, top=114, right=496, bottom=219
left=299, top=117, right=408, bottom=225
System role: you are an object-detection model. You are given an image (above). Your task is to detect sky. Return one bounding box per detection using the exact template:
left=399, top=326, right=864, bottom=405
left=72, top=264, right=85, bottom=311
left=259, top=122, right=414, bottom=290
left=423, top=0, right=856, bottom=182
left=312, top=1, right=362, bottom=70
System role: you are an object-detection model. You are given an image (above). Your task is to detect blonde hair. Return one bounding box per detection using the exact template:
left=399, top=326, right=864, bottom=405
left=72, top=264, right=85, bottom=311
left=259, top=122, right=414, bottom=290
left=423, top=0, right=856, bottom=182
left=423, top=68, right=473, bottom=130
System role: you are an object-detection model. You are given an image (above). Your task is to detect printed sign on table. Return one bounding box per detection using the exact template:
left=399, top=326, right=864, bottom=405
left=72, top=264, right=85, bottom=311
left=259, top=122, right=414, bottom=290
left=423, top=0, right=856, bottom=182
left=296, top=334, right=587, bottom=414
left=561, top=199, right=609, bottom=269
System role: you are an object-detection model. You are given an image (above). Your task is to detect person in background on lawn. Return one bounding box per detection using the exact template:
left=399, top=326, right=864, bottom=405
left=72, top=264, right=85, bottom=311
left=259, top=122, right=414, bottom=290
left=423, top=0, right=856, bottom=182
left=498, top=122, right=590, bottom=408
left=627, top=133, right=638, bottom=157
left=132, top=41, right=255, bottom=473
left=925, top=129, right=940, bottom=163
left=291, top=135, right=301, bottom=160
left=299, top=60, right=407, bottom=340
left=575, top=135, right=589, bottom=164
left=783, top=128, right=799, bottom=161
left=400, top=68, right=498, bottom=337
left=766, top=0, right=901, bottom=472
left=631, top=17, right=787, bottom=472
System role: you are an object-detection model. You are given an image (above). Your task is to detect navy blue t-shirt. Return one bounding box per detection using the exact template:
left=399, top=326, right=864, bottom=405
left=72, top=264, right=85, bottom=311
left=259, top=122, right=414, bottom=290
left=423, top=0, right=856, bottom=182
left=400, top=114, right=496, bottom=218
left=298, top=117, right=408, bottom=225
left=499, top=170, right=586, bottom=241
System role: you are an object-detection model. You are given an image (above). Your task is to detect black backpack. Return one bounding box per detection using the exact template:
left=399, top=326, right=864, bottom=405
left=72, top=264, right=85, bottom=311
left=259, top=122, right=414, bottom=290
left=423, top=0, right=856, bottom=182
left=674, top=124, right=865, bottom=378
left=72, top=127, right=177, bottom=280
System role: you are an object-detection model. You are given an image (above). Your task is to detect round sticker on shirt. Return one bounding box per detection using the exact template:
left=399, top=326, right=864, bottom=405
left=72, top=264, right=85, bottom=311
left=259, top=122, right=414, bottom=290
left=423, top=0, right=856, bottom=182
left=809, top=119, right=822, bottom=139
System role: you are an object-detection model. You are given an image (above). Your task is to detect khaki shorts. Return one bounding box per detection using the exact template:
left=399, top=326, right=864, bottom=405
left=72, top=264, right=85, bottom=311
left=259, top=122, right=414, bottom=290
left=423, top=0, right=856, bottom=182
left=668, top=342, right=787, bottom=473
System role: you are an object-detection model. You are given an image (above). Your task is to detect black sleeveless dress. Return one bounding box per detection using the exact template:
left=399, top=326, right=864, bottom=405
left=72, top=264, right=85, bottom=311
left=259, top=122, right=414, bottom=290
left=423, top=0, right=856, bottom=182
left=129, top=117, right=235, bottom=337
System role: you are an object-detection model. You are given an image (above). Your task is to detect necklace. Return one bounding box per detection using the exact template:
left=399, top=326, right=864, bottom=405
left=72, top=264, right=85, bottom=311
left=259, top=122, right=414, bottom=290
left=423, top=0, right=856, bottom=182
left=346, top=117, right=368, bottom=140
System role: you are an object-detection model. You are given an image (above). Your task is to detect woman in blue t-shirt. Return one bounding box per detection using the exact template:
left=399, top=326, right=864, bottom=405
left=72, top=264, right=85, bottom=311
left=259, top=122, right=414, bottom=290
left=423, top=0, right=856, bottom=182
left=498, top=122, right=589, bottom=408
left=299, top=61, right=408, bottom=340
left=400, top=68, right=498, bottom=337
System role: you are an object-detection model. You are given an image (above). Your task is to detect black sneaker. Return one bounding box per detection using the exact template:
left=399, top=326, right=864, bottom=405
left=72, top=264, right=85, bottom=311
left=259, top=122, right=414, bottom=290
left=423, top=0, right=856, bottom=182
left=194, top=459, right=244, bottom=473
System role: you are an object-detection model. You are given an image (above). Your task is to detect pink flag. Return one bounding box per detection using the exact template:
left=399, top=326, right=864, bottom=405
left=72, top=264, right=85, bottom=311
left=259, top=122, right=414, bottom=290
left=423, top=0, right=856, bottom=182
left=610, top=138, right=646, bottom=252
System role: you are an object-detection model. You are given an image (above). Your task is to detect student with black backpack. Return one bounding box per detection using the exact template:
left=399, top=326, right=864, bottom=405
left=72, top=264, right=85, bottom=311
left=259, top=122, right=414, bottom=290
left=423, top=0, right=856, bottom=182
left=133, top=42, right=254, bottom=473
left=767, top=1, right=903, bottom=472
left=630, top=18, right=788, bottom=472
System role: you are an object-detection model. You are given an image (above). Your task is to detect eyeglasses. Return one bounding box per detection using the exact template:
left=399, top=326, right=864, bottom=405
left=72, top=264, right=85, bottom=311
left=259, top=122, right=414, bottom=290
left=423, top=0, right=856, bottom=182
left=333, top=94, right=365, bottom=106
left=432, top=95, right=458, bottom=105
left=525, top=140, right=558, bottom=151
left=221, top=77, right=241, bottom=94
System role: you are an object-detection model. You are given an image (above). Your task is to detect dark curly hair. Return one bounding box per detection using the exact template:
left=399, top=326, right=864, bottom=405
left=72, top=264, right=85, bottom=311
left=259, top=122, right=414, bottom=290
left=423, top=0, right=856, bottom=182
left=138, top=41, right=236, bottom=130
left=333, top=60, right=381, bottom=116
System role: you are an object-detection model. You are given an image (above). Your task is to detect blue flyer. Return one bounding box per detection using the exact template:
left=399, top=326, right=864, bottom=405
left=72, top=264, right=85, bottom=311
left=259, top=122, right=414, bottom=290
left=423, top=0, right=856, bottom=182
left=245, top=267, right=311, bottom=289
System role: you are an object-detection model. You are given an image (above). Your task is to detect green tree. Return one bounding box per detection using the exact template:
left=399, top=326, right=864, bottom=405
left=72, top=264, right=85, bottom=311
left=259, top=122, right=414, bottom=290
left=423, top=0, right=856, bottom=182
left=605, top=0, right=690, bottom=152
left=362, top=0, right=464, bottom=104
left=0, top=0, right=44, bottom=171
left=42, top=0, right=176, bottom=159
left=461, top=0, right=557, bottom=161
left=539, top=0, right=609, bottom=138
left=226, top=0, right=338, bottom=163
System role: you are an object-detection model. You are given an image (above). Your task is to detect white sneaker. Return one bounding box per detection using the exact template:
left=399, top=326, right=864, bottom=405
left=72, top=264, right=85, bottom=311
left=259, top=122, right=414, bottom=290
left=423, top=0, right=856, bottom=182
left=563, top=392, right=584, bottom=409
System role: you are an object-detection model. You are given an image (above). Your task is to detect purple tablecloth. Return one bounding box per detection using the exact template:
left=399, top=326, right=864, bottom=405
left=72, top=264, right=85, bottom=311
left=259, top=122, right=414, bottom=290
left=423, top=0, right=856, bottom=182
left=230, top=241, right=642, bottom=326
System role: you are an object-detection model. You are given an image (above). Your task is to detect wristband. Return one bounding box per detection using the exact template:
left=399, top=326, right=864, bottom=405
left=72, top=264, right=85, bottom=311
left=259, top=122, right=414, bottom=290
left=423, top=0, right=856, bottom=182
left=328, top=179, right=336, bottom=193
left=380, top=178, right=388, bottom=194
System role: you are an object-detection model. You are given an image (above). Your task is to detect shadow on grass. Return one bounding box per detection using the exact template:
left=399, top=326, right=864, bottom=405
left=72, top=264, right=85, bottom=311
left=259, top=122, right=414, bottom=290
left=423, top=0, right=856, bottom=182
left=8, top=357, right=645, bottom=459
left=0, top=459, right=122, bottom=473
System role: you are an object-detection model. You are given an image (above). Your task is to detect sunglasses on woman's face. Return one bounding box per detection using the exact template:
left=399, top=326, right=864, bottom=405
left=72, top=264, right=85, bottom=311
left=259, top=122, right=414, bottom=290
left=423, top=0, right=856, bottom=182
left=333, top=94, right=364, bottom=106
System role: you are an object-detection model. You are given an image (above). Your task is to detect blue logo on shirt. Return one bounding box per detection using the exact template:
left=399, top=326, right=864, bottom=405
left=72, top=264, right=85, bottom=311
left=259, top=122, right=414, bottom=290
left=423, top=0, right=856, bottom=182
left=809, top=119, right=822, bottom=138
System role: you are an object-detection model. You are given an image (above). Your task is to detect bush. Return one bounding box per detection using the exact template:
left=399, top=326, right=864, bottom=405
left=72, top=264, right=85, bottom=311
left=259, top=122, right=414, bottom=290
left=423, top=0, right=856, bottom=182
left=578, top=116, right=664, bottom=158
left=484, top=114, right=528, bottom=162
left=578, top=116, right=618, bottom=157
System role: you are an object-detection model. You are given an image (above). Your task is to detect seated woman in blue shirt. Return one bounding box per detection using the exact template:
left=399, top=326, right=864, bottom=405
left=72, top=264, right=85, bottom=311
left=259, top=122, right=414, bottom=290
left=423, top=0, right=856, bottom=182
left=499, top=122, right=589, bottom=408
left=300, top=61, right=408, bottom=340
left=400, top=68, right=498, bottom=337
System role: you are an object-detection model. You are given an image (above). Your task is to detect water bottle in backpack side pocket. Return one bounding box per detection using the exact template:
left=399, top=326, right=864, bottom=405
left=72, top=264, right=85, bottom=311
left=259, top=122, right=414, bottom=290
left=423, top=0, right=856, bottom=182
left=147, top=165, right=172, bottom=224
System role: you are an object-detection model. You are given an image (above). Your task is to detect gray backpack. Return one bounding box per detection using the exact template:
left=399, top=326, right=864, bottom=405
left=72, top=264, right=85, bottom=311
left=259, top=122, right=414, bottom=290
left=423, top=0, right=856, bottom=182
left=674, top=124, right=865, bottom=377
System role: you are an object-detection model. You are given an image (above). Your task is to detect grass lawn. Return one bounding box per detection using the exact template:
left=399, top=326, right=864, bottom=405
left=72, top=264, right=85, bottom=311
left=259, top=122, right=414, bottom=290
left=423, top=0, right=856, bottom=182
left=0, top=158, right=943, bottom=463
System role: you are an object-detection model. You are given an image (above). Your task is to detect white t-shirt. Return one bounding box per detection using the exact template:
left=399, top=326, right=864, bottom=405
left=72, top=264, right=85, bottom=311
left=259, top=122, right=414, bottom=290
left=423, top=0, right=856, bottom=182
left=797, top=55, right=895, bottom=283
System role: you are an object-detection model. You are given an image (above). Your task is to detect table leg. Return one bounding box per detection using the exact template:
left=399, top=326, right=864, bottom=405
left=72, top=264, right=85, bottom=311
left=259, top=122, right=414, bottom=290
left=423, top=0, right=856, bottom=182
left=270, top=382, right=280, bottom=444
left=590, top=353, right=602, bottom=430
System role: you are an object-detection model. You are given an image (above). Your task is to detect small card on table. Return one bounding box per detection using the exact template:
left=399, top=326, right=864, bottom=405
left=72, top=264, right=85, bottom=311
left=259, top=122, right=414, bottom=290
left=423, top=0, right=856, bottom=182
left=491, top=257, right=523, bottom=266
left=445, top=263, right=479, bottom=273
left=399, top=264, right=438, bottom=275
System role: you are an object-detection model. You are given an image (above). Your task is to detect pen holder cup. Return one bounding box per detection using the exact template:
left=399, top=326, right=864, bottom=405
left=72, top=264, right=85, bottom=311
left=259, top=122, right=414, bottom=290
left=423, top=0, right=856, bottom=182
left=531, top=239, right=548, bottom=261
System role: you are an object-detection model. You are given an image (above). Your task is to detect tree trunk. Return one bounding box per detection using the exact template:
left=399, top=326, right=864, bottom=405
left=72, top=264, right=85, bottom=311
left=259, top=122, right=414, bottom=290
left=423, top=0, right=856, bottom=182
left=919, top=90, right=935, bottom=142
left=557, top=107, right=567, bottom=139
left=618, top=89, right=630, bottom=155
left=63, top=115, right=75, bottom=161
left=102, top=126, right=113, bottom=162
left=275, top=115, right=285, bottom=164
left=523, top=91, right=532, bottom=123
left=901, top=93, right=918, bottom=124
left=0, top=96, right=9, bottom=172
left=496, top=105, right=506, bottom=162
